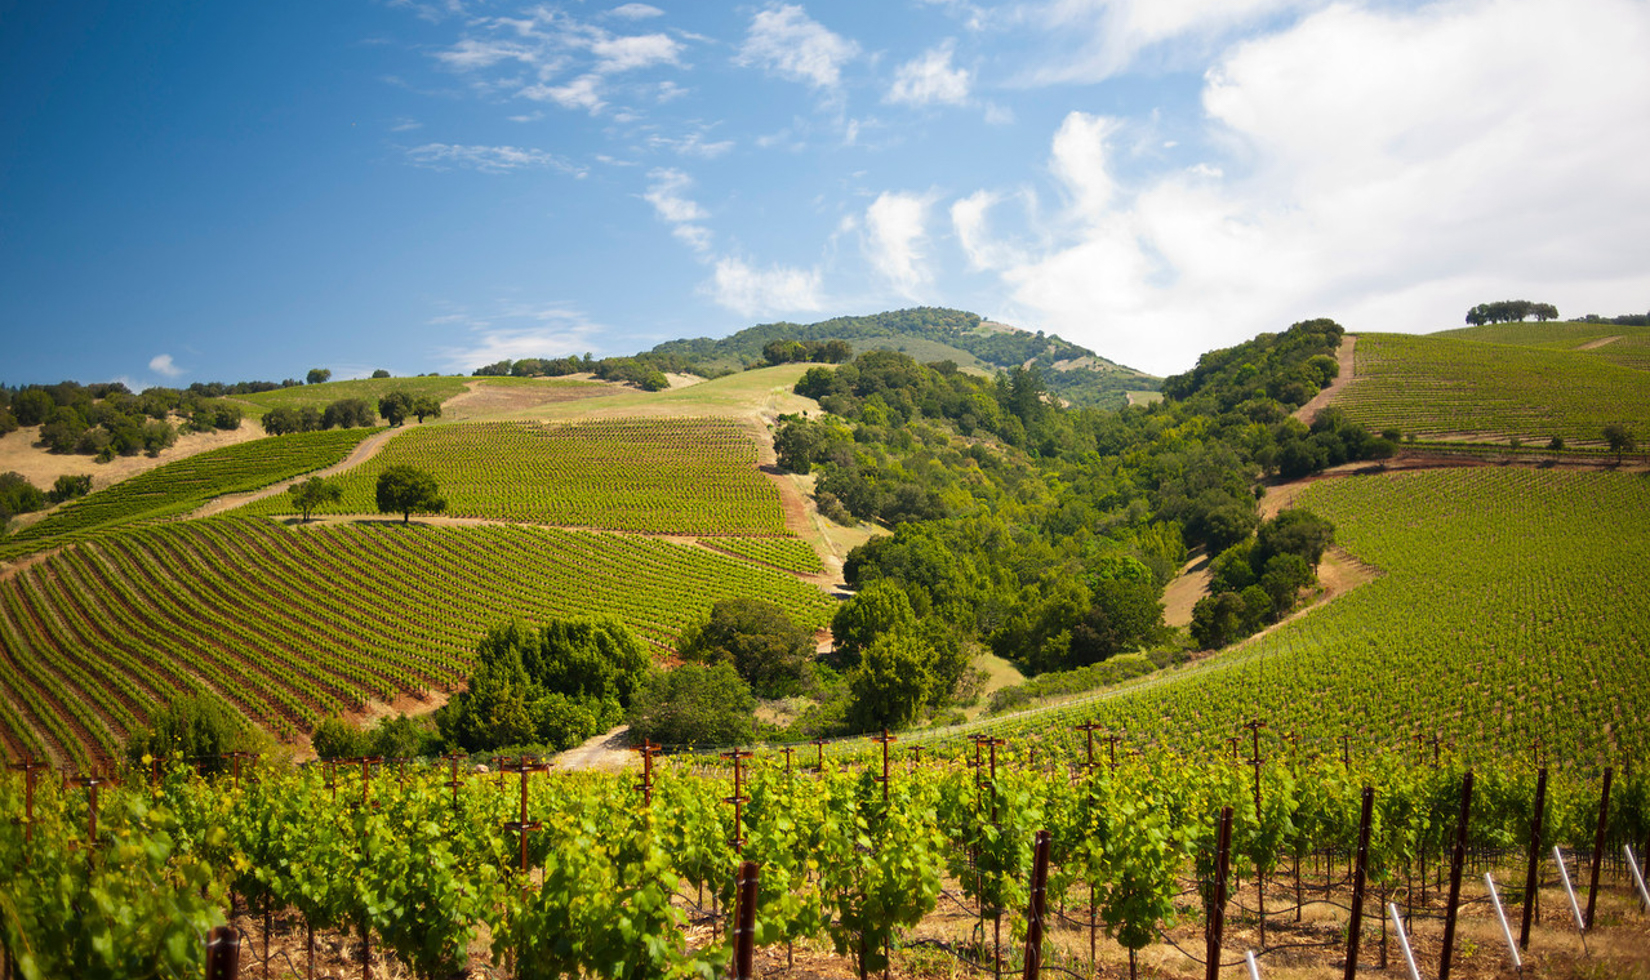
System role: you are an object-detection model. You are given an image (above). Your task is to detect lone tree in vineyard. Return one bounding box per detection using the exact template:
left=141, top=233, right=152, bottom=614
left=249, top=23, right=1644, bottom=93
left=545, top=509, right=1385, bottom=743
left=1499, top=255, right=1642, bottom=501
left=1603, top=424, right=1637, bottom=464
left=376, top=465, right=446, bottom=523
left=289, top=475, right=342, bottom=522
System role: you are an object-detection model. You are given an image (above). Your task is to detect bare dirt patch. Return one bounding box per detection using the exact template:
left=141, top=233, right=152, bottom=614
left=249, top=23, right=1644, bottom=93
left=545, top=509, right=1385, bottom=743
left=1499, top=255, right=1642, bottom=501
left=1578, top=334, right=1624, bottom=350
left=1162, top=551, right=1212, bottom=628
left=0, top=423, right=264, bottom=497
left=552, top=724, right=637, bottom=772
left=1292, top=333, right=1358, bottom=424
left=442, top=377, right=621, bottom=421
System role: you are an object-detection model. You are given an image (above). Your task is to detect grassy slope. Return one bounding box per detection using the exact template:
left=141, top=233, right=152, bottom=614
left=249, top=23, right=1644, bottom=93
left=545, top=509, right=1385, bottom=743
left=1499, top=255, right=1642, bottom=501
left=243, top=418, right=789, bottom=536
left=1333, top=332, right=1650, bottom=444
left=229, top=377, right=471, bottom=418
left=958, top=468, right=1649, bottom=769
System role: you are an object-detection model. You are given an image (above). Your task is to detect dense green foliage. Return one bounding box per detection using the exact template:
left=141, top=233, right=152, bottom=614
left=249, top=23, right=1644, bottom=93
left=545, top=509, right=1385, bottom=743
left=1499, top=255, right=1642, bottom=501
left=628, top=662, right=757, bottom=746
left=677, top=599, right=816, bottom=698
left=124, top=693, right=264, bottom=774
left=437, top=619, right=652, bottom=752
left=0, top=517, right=833, bottom=765
left=1337, top=332, right=1650, bottom=446
left=0, top=428, right=377, bottom=559
left=1464, top=299, right=1559, bottom=325
left=2, top=743, right=1639, bottom=979
left=0, top=380, right=246, bottom=459
left=251, top=418, right=789, bottom=535
left=0, top=473, right=46, bottom=525
left=964, top=468, right=1649, bottom=769
left=472, top=351, right=690, bottom=390
left=375, top=465, right=447, bottom=522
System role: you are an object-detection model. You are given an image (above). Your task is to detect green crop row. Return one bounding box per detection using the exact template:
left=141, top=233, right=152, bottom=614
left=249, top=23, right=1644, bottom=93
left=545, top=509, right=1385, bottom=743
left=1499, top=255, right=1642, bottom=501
left=1334, top=333, right=1650, bottom=444
left=0, top=516, right=835, bottom=766
left=699, top=536, right=826, bottom=574
left=0, top=428, right=380, bottom=560
left=947, top=468, right=1649, bottom=771
left=245, top=417, right=788, bottom=536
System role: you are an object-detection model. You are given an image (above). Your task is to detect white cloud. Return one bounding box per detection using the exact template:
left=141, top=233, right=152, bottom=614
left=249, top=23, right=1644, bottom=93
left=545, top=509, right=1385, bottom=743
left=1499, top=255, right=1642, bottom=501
left=523, top=74, right=607, bottom=113
left=609, top=3, right=665, bottom=19
left=951, top=190, right=1031, bottom=272
left=647, top=131, right=735, bottom=159
left=863, top=191, right=933, bottom=297
left=433, top=304, right=605, bottom=372
left=643, top=168, right=713, bottom=252
left=885, top=40, right=971, bottom=106
left=591, top=33, right=681, bottom=73
left=404, top=143, right=586, bottom=175
left=1017, top=0, right=1318, bottom=83
left=436, top=37, right=539, bottom=71
left=707, top=257, right=824, bottom=316
left=738, top=4, right=859, bottom=90
left=978, top=0, right=1650, bottom=375
left=148, top=354, right=183, bottom=378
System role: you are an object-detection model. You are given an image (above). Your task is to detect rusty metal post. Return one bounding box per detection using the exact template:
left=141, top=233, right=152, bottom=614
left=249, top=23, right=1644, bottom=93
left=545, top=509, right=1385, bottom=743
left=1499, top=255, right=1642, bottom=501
left=1340, top=734, right=1351, bottom=770
left=70, top=774, right=107, bottom=847
left=7, top=761, right=46, bottom=849
left=636, top=740, right=661, bottom=808
left=1207, top=807, right=1233, bottom=980
left=1245, top=719, right=1267, bottom=949
left=1022, top=830, right=1052, bottom=980
left=811, top=736, right=827, bottom=773
left=443, top=753, right=465, bottom=812
left=872, top=730, right=896, bottom=806
left=1585, top=767, right=1613, bottom=930
left=722, top=748, right=754, bottom=853
left=1076, top=721, right=1099, bottom=770
left=206, top=925, right=241, bottom=980
left=1519, top=768, right=1548, bottom=950
left=503, top=757, right=549, bottom=876
left=1344, top=786, right=1375, bottom=980
left=732, top=860, right=760, bottom=980
left=1439, top=771, right=1474, bottom=980
left=782, top=745, right=794, bottom=775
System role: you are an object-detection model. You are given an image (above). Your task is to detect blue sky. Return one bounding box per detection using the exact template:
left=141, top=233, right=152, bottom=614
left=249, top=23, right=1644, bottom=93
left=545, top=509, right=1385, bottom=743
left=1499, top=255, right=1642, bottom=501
left=3, top=0, right=1648, bottom=387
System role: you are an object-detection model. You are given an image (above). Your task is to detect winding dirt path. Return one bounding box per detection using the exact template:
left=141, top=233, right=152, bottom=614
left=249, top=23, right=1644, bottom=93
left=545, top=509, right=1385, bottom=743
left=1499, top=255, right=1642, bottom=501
left=187, top=426, right=403, bottom=519
left=1292, top=333, right=1358, bottom=424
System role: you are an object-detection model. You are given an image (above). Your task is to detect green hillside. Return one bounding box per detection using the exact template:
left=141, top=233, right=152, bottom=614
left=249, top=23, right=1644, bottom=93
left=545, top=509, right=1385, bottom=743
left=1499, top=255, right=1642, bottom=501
left=1334, top=331, right=1650, bottom=445
left=230, top=376, right=471, bottom=418
left=1434, top=319, right=1650, bottom=372
left=244, top=417, right=788, bottom=535
left=650, top=307, right=1160, bottom=408
left=923, top=467, right=1649, bottom=769
left=0, top=518, right=834, bottom=766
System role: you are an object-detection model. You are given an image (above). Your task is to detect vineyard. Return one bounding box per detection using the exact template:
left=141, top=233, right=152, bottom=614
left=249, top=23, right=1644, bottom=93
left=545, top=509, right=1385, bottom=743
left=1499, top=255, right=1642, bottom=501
left=244, top=418, right=790, bottom=536
left=0, top=517, right=835, bottom=767
left=229, top=377, right=469, bottom=418
left=925, top=468, right=1650, bottom=770
left=0, top=428, right=379, bottom=561
left=1333, top=332, right=1650, bottom=445
left=1434, top=321, right=1650, bottom=374
left=3, top=740, right=1646, bottom=979
left=700, top=536, right=826, bottom=575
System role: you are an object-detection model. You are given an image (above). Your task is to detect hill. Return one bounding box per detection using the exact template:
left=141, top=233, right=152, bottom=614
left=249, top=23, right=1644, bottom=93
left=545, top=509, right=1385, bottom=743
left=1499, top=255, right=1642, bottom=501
left=649, top=307, right=1161, bottom=408
left=1333, top=330, right=1650, bottom=446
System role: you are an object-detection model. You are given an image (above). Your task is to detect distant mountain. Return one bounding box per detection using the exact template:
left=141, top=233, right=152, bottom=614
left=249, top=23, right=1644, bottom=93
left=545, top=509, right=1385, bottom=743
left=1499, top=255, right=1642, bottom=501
left=650, top=308, right=1160, bottom=408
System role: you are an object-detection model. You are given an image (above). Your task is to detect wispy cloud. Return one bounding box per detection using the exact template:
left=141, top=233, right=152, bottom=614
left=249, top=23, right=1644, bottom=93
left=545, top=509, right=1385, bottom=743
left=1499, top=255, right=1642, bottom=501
left=643, top=168, right=713, bottom=252
left=148, top=354, right=184, bottom=378
left=609, top=3, right=665, bottom=19
left=430, top=8, right=687, bottom=119
left=707, top=256, right=824, bottom=316
left=885, top=40, right=971, bottom=107
left=432, top=303, right=607, bottom=371
left=737, top=4, right=859, bottom=91
left=647, top=129, right=735, bottom=159
left=404, top=142, right=587, bottom=175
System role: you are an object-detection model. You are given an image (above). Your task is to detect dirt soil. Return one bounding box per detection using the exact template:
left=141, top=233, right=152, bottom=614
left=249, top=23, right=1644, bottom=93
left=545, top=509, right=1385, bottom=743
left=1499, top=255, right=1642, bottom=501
left=0, top=423, right=265, bottom=502
left=1292, top=333, right=1358, bottom=425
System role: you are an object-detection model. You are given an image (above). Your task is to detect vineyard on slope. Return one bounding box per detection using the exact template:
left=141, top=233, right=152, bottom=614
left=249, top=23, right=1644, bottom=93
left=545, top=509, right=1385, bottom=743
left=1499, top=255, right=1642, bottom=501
left=0, top=517, right=835, bottom=766
left=700, top=536, right=826, bottom=574
left=938, top=468, right=1649, bottom=770
left=1333, top=333, right=1650, bottom=444
left=229, top=376, right=469, bottom=417
left=244, top=418, right=789, bottom=536
left=0, top=427, right=379, bottom=560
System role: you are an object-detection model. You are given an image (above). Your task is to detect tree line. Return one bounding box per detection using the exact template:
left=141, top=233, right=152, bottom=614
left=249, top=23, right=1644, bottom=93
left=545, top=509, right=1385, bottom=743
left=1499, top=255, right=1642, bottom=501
left=259, top=389, right=441, bottom=435
left=1464, top=299, right=1559, bottom=325
left=470, top=353, right=689, bottom=391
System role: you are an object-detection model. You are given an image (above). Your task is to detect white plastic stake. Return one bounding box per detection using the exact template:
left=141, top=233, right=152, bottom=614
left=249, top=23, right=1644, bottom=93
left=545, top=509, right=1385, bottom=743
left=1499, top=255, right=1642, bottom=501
left=1553, top=845, right=1588, bottom=947
left=1245, top=949, right=1262, bottom=980
left=1628, top=845, right=1650, bottom=911
left=1388, top=902, right=1424, bottom=980
left=1484, top=873, right=1523, bottom=971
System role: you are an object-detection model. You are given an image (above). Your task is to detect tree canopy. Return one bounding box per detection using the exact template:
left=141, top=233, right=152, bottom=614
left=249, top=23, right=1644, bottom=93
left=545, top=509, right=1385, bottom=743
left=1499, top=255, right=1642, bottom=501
left=375, top=466, right=446, bottom=523
left=678, top=598, right=816, bottom=698
left=289, top=475, right=342, bottom=522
